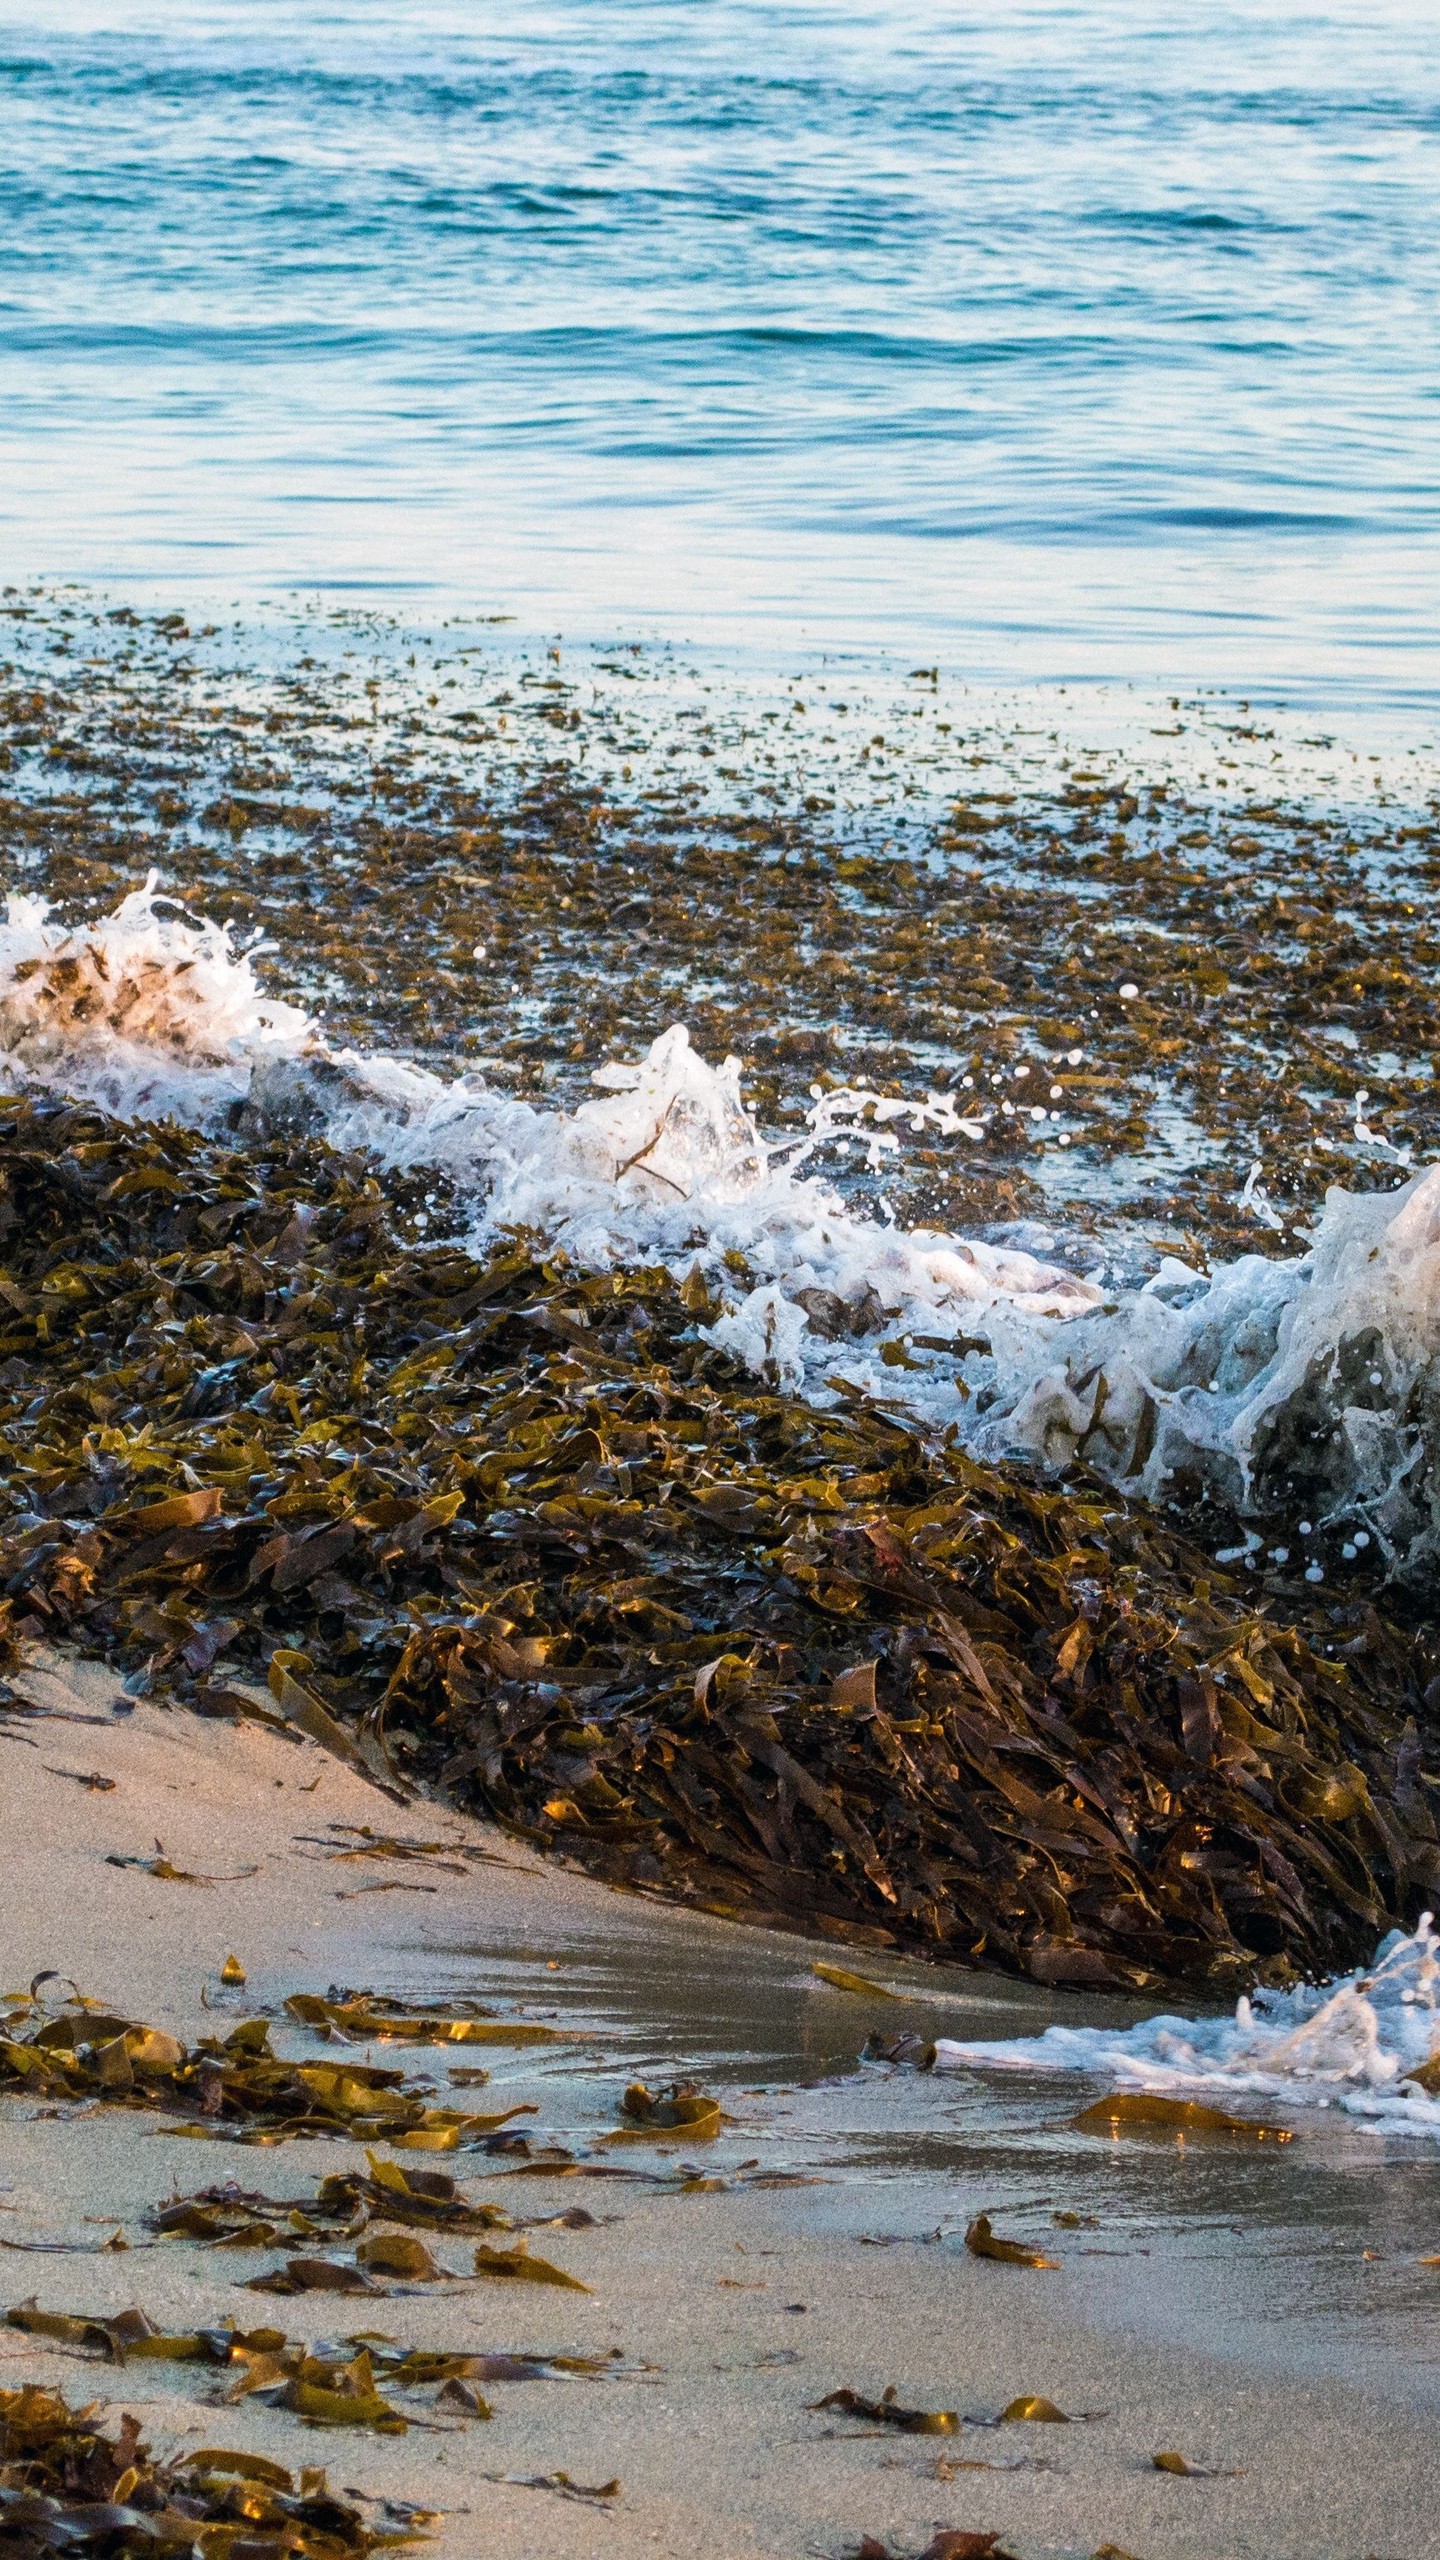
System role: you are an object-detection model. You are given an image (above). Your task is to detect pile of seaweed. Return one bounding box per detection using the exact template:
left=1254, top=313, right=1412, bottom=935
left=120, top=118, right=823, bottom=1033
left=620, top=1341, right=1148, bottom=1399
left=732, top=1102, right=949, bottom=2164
left=0, top=2381, right=420, bottom=2559
left=0, top=1987, right=550, bottom=2147
left=0, top=1090, right=1436, bottom=1993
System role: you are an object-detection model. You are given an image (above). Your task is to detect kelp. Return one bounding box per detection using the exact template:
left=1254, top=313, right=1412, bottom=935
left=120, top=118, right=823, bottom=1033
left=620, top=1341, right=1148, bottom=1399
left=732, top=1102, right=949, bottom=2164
left=247, top=2260, right=388, bottom=2298
left=0, top=1991, right=537, bottom=2146
left=1071, top=2093, right=1292, bottom=2141
left=223, top=2343, right=401, bottom=2434
left=0, top=1094, right=1434, bottom=1990
left=0, top=2381, right=424, bottom=2557
left=812, top=1964, right=910, bottom=2000
left=811, top=2387, right=957, bottom=2436
left=1152, top=2448, right=1237, bottom=2478
left=104, top=1851, right=257, bottom=1887
left=487, top=2472, right=620, bottom=2507
left=152, top=2175, right=518, bottom=2253
left=963, top=2215, right=1057, bottom=2270
left=150, top=2158, right=639, bottom=2253
left=5, top=2302, right=237, bottom=2363
left=2, top=2307, right=582, bottom=2431
left=852, top=2536, right=1016, bottom=2560
left=610, top=2083, right=722, bottom=2141
left=471, top=2241, right=590, bottom=2293
left=282, top=1996, right=561, bottom=2049
left=223, top=2333, right=624, bottom=2411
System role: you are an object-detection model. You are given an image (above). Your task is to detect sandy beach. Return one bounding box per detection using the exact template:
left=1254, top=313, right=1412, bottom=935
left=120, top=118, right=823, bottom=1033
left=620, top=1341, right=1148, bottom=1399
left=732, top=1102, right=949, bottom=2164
left=2, top=1645, right=1436, bottom=2560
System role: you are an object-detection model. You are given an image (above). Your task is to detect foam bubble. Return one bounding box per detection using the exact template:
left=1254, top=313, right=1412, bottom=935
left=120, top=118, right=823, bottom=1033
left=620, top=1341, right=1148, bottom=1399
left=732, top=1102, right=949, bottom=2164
left=974, top=1164, right=1440, bottom=1572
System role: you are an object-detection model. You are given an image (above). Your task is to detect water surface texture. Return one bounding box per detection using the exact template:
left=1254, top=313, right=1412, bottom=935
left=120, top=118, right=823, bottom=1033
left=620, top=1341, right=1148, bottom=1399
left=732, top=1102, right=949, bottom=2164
left=2, top=0, right=1437, bottom=698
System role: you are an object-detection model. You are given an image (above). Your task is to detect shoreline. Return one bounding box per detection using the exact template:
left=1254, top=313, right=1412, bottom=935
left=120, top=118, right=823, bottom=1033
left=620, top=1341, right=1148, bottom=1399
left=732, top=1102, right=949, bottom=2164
left=0, top=598, right=1438, bottom=2558
left=3, top=1648, right=1439, bottom=2560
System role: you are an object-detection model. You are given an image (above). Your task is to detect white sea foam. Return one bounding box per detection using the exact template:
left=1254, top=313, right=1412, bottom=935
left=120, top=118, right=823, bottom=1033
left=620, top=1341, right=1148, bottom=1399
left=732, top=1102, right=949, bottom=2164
left=0, top=875, right=310, bottom=1122
left=974, top=1160, right=1440, bottom=1572
left=0, top=879, right=1105, bottom=1326
left=932, top=1917, right=1440, bottom=2135
left=3, top=882, right=1439, bottom=1567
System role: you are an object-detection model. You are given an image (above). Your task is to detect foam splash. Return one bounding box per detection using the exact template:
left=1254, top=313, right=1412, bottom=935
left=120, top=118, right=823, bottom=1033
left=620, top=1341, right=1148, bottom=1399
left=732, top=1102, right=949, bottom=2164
left=0, top=875, right=309, bottom=1120
left=974, top=1163, right=1440, bottom=1572
left=931, top=1918, right=1440, bottom=2135
left=0, top=879, right=1102, bottom=1322
left=3, top=883, right=1439, bottom=1569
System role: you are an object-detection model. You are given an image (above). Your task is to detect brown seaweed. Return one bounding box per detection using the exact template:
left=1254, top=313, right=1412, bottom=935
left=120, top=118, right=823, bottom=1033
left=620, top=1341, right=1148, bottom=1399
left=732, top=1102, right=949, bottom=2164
left=1071, top=2093, right=1291, bottom=2141
left=0, top=1991, right=541, bottom=2146
left=963, top=2215, right=1058, bottom=2269
left=811, top=2386, right=957, bottom=2435
left=0, top=2379, right=429, bottom=2547
left=0, top=1093, right=1432, bottom=1991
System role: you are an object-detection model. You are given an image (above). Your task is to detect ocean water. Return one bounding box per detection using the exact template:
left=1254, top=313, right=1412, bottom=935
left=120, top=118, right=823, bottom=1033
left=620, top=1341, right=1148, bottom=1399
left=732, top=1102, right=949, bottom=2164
left=2, top=0, right=1438, bottom=700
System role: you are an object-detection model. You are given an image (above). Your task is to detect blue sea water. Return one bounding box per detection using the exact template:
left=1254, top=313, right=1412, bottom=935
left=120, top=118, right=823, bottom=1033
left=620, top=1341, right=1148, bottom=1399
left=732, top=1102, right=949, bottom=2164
left=0, top=0, right=1437, bottom=701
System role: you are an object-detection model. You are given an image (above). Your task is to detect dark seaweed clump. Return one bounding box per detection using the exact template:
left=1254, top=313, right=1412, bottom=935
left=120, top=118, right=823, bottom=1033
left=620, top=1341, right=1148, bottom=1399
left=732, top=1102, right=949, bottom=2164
left=0, top=2381, right=419, bottom=2559
left=0, top=1092, right=1435, bottom=1994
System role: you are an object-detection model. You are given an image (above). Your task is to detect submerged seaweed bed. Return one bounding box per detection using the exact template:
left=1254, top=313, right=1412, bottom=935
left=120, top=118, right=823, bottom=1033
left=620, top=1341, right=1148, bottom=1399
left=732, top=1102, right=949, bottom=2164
left=2, top=593, right=1438, bottom=1262
left=0, top=596, right=1438, bottom=1994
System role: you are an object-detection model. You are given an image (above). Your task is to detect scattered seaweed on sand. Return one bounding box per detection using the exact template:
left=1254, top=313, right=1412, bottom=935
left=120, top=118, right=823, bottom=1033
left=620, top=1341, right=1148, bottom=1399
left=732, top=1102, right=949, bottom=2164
left=3, top=2307, right=630, bottom=2430
left=963, top=2216, right=1058, bottom=2271
left=810, top=2386, right=958, bottom=2435
left=279, top=1995, right=561, bottom=2048
left=149, top=2159, right=519, bottom=2244
left=0, top=1093, right=1434, bottom=1988
left=847, top=2533, right=1019, bottom=2560
left=610, top=2084, right=723, bottom=2141
left=0, top=1987, right=545, bottom=2146
left=10, top=2294, right=629, bottom=2378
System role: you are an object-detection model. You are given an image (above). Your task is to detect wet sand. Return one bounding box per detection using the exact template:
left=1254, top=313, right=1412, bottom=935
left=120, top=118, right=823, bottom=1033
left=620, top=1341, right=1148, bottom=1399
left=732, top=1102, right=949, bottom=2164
left=2, top=1647, right=1437, bottom=2560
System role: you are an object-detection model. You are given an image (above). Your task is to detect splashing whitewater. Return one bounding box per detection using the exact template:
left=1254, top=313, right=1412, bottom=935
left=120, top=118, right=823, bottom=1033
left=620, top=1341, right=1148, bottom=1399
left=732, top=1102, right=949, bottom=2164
left=3, top=880, right=1440, bottom=1569
left=932, top=1916, right=1440, bottom=2136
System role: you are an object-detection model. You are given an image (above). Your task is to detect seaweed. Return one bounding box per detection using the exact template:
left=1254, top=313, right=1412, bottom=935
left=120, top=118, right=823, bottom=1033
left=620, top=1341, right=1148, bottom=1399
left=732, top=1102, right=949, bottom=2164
left=810, top=2387, right=957, bottom=2435
left=0, top=1091, right=1433, bottom=1991
left=0, top=2381, right=425, bottom=2554
left=7, top=600, right=1438, bottom=1272
left=0, top=1990, right=546, bottom=2146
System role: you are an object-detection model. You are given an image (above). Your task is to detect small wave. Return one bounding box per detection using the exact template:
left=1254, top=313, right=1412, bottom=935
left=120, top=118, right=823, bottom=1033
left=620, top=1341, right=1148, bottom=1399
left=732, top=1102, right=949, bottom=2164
left=0, top=877, right=309, bottom=1117
left=932, top=1917, right=1440, bottom=2136
left=3, top=882, right=1439, bottom=1572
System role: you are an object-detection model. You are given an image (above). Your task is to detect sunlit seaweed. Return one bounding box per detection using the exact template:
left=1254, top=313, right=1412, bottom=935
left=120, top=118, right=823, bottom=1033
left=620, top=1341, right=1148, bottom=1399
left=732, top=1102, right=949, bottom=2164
left=0, top=2379, right=427, bottom=2550
left=0, top=1092, right=1433, bottom=1990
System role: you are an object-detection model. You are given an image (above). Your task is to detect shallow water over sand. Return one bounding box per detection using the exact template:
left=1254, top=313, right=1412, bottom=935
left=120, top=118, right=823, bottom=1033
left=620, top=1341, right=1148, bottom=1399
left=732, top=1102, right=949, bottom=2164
left=401, top=1904, right=1440, bottom=2402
